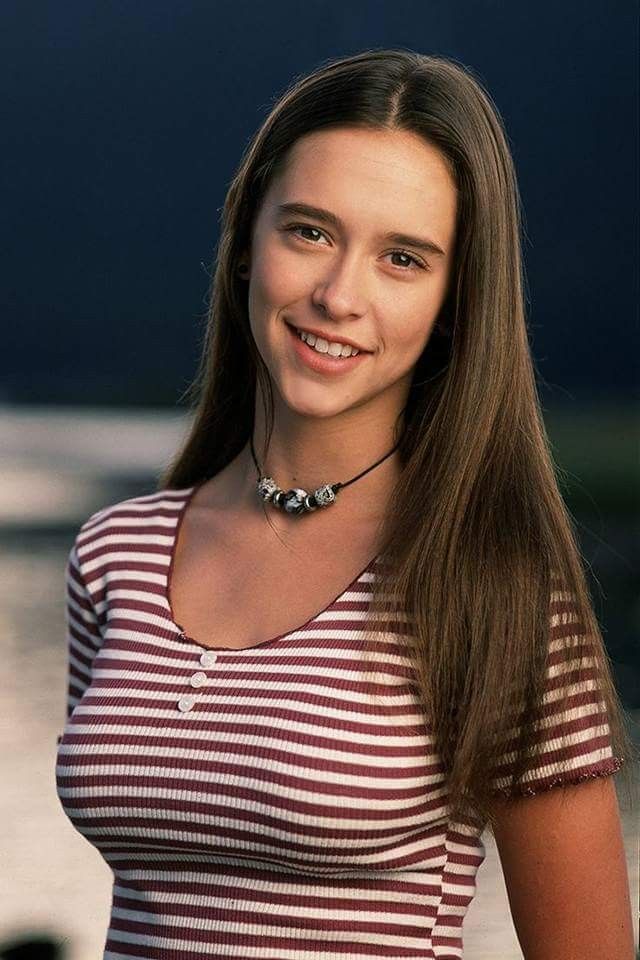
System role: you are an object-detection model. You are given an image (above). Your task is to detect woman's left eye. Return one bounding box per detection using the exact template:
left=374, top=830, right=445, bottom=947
left=282, top=224, right=428, bottom=272
left=388, top=250, right=426, bottom=271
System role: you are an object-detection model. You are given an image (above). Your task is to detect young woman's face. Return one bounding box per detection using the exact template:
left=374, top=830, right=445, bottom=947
left=246, top=126, right=457, bottom=422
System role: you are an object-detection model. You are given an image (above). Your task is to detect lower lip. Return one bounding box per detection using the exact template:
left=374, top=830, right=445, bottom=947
left=286, top=323, right=371, bottom=376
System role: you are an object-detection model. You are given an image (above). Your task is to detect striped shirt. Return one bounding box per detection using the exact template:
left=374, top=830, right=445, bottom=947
left=55, top=485, right=623, bottom=959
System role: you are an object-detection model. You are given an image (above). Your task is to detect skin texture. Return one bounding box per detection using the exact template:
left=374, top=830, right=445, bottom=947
left=232, top=126, right=458, bottom=527
left=490, top=776, right=635, bottom=958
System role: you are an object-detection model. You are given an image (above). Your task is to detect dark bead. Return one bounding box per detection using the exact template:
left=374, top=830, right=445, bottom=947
left=282, top=488, right=307, bottom=515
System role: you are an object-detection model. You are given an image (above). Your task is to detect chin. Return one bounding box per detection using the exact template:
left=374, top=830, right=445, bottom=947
left=276, top=380, right=357, bottom=420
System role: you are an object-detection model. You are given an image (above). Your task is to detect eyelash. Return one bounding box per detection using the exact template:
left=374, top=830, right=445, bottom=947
left=282, top=223, right=429, bottom=272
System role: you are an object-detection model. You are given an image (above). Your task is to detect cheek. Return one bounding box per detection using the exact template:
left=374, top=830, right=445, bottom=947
left=247, top=267, right=283, bottom=340
left=253, top=236, right=307, bottom=307
left=247, top=260, right=297, bottom=359
left=382, top=303, right=441, bottom=362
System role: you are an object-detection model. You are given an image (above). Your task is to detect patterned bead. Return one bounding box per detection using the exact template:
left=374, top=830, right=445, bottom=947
left=282, top=488, right=308, bottom=515
left=313, top=483, right=336, bottom=507
left=257, top=476, right=278, bottom=502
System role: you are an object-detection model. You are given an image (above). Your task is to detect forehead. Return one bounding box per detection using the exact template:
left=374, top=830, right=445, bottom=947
left=261, top=126, right=457, bottom=234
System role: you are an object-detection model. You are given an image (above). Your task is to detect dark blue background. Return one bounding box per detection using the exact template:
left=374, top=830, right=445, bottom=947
left=3, top=1, right=638, bottom=405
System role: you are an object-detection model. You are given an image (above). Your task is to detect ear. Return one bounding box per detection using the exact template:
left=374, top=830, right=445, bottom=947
left=237, top=248, right=251, bottom=277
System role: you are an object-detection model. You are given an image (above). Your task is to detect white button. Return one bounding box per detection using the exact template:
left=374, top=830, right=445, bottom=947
left=177, top=695, right=195, bottom=712
left=190, top=671, right=207, bottom=688
left=200, top=651, right=217, bottom=667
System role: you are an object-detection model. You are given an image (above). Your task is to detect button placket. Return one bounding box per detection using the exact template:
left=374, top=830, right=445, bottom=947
left=176, top=650, right=218, bottom=712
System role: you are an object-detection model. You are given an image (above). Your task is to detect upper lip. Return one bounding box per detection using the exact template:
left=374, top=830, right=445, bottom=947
left=287, top=321, right=371, bottom=353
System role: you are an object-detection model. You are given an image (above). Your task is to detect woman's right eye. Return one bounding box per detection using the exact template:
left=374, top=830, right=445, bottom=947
left=282, top=224, right=327, bottom=244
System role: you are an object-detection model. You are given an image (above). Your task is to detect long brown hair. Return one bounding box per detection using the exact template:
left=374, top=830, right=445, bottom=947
left=157, top=49, right=636, bottom=830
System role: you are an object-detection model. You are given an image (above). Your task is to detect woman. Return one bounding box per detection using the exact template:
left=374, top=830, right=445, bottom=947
left=56, top=50, right=636, bottom=958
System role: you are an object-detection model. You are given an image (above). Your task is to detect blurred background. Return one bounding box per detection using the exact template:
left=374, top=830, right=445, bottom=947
left=1, top=2, right=638, bottom=958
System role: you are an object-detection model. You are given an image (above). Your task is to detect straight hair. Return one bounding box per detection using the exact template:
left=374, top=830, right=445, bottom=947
left=158, top=49, right=636, bottom=831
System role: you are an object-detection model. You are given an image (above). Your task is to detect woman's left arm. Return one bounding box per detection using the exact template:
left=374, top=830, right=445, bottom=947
left=490, top=776, right=635, bottom=959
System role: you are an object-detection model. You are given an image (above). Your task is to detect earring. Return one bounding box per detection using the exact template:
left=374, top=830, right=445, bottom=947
left=238, top=263, right=249, bottom=276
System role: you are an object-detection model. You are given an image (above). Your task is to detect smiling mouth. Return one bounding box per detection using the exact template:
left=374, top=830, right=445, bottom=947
left=284, top=320, right=371, bottom=375
left=285, top=321, right=368, bottom=358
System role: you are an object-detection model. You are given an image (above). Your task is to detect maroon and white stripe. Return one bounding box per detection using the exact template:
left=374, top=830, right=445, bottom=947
left=56, top=487, right=623, bottom=959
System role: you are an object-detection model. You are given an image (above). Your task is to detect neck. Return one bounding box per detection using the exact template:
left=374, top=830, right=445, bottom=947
left=227, top=397, right=405, bottom=525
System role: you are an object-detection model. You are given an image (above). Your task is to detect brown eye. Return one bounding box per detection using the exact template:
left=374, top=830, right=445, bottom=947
left=388, top=250, right=427, bottom=271
left=284, top=224, right=327, bottom=243
left=283, top=224, right=429, bottom=272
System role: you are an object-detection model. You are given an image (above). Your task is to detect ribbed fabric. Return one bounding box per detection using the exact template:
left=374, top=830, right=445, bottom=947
left=55, top=485, right=624, bottom=959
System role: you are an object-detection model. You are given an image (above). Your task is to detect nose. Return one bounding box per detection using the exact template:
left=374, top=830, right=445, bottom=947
left=311, top=254, right=368, bottom=321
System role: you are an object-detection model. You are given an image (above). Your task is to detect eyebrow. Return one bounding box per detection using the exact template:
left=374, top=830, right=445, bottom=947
left=275, top=201, right=447, bottom=258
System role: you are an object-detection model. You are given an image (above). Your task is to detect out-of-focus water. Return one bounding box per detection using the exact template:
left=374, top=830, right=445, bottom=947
left=1, top=405, right=637, bottom=959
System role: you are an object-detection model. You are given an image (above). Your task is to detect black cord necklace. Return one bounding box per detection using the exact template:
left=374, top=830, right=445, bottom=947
left=250, top=433, right=402, bottom=516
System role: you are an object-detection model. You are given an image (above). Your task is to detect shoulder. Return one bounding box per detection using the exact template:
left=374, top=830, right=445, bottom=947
left=71, top=485, right=195, bottom=572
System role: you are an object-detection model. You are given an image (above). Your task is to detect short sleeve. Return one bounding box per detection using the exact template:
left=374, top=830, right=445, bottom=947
left=489, top=581, right=625, bottom=798
left=57, top=537, right=104, bottom=743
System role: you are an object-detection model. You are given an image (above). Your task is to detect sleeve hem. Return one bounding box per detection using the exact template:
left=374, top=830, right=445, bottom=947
left=491, top=755, right=626, bottom=799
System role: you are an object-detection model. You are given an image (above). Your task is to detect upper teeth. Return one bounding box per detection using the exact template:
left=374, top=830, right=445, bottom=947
left=297, top=329, right=360, bottom=357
